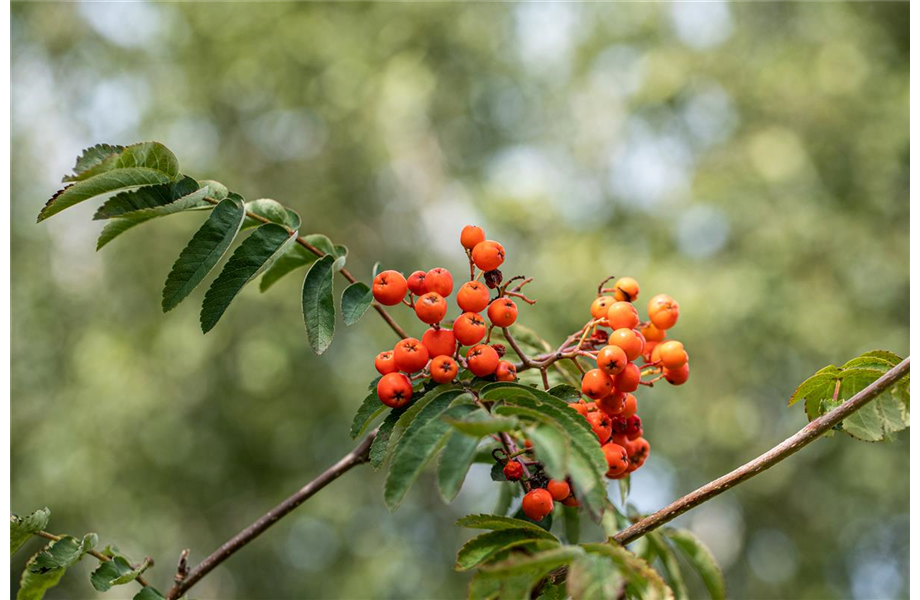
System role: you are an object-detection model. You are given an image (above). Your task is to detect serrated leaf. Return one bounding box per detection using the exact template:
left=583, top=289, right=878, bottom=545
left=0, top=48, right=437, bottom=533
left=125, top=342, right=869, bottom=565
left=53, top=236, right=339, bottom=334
left=528, top=424, right=569, bottom=481
left=437, top=430, right=482, bottom=502
left=481, top=545, right=583, bottom=575
left=341, top=282, right=373, bottom=326
left=64, top=143, right=124, bottom=181
left=385, top=398, right=475, bottom=510
left=201, top=223, right=296, bottom=332
left=40, top=169, right=176, bottom=222
left=302, top=233, right=336, bottom=256
left=445, top=409, right=520, bottom=436
left=567, top=553, right=626, bottom=600
left=648, top=532, right=689, bottom=600
left=369, top=407, right=407, bottom=469
left=843, top=350, right=902, bottom=370
left=537, top=581, right=567, bottom=600
left=563, top=505, right=581, bottom=545
left=162, top=195, right=245, bottom=312
left=94, top=176, right=206, bottom=220
left=97, top=218, right=152, bottom=250
left=548, top=384, right=581, bottom=403
left=457, top=514, right=554, bottom=534
left=582, top=543, right=674, bottom=600
left=242, top=199, right=291, bottom=229
left=301, top=255, right=337, bottom=354
left=90, top=556, right=150, bottom=592
left=133, top=588, right=167, bottom=600
left=456, top=529, right=558, bottom=571
left=386, top=386, right=464, bottom=456
left=662, top=529, right=725, bottom=600
left=493, top=483, right=515, bottom=517
left=11, top=508, right=51, bottom=556
left=259, top=244, right=317, bottom=292
left=351, top=392, right=386, bottom=439
left=29, top=534, right=95, bottom=573
left=789, top=372, right=838, bottom=407
left=17, top=561, right=66, bottom=600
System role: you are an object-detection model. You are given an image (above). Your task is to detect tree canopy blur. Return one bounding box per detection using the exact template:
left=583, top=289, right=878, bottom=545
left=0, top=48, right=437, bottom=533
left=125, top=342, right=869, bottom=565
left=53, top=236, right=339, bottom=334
left=11, top=2, right=908, bottom=598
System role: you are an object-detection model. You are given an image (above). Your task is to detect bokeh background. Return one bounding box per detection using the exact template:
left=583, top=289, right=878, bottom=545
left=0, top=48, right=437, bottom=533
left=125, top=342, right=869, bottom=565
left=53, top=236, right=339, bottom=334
left=11, top=2, right=909, bottom=599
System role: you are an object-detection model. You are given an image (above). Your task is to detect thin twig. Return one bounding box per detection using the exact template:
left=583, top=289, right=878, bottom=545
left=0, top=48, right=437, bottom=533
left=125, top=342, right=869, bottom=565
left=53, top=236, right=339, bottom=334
left=165, top=429, right=378, bottom=600
left=613, top=357, right=910, bottom=545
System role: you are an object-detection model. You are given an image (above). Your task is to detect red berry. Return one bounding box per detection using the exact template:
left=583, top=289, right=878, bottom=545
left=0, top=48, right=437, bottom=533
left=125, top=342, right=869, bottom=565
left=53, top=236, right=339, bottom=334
left=626, top=437, right=650, bottom=472
left=597, top=391, right=627, bottom=417
left=546, top=479, right=571, bottom=501
left=377, top=372, right=413, bottom=408
left=586, top=411, right=612, bottom=444
left=374, top=351, right=397, bottom=375
left=415, top=292, right=447, bottom=324
left=467, top=344, right=500, bottom=377
left=495, top=360, right=517, bottom=382
left=425, top=268, right=454, bottom=297
left=372, top=270, right=408, bottom=306
left=521, top=488, right=554, bottom=521
left=461, top=225, right=486, bottom=250
left=503, top=460, right=524, bottom=481
left=614, top=362, right=641, bottom=393
left=457, top=281, right=490, bottom=313
left=422, top=327, right=456, bottom=358
left=625, top=415, right=642, bottom=440
left=393, top=338, right=429, bottom=373
left=407, top=270, right=428, bottom=296
left=648, top=294, right=679, bottom=330
left=620, top=394, right=638, bottom=419
left=581, top=369, right=613, bottom=400
left=430, top=355, right=459, bottom=383
left=609, top=328, right=644, bottom=362
left=606, top=302, right=639, bottom=330
left=664, top=363, right=690, bottom=385
left=602, top=442, right=629, bottom=478
left=597, top=345, right=628, bottom=376
left=471, top=240, right=505, bottom=272
left=487, top=298, right=518, bottom=327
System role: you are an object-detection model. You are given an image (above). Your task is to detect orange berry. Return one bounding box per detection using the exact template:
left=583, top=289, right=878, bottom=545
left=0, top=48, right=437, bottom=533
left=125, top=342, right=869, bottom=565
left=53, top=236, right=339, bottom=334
left=377, top=372, right=413, bottom=408
left=487, top=298, right=518, bottom=327
left=521, top=488, right=554, bottom=521
left=606, top=301, right=639, bottom=330
left=422, top=327, right=456, bottom=358
left=643, top=341, right=659, bottom=364
left=620, top=394, right=637, bottom=419
left=503, top=460, right=524, bottom=481
left=609, top=328, right=644, bottom=361
left=393, top=338, right=429, bottom=373
left=648, top=294, right=679, bottom=330
left=640, top=322, right=666, bottom=343
left=597, top=344, right=628, bottom=376
left=430, top=355, right=459, bottom=383
left=570, top=400, right=589, bottom=417
left=374, top=350, right=398, bottom=375
left=626, top=437, right=650, bottom=472
left=664, top=363, right=690, bottom=385
left=407, top=270, right=428, bottom=296
left=614, top=362, right=641, bottom=393
left=612, top=277, right=640, bottom=302
left=454, top=312, right=487, bottom=346
left=657, top=340, right=688, bottom=369
left=547, top=479, right=571, bottom=501
left=461, top=225, right=486, bottom=250
left=425, top=268, right=453, bottom=297
left=597, top=391, right=627, bottom=417
left=495, top=360, right=517, bottom=382
left=602, top=442, right=629, bottom=477
left=467, top=344, right=500, bottom=377
left=415, top=292, right=447, bottom=324
left=457, top=281, right=490, bottom=313
left=372, top=270, right=408, bottom=306
left=562, top=496, right=580, bottom=507
left=581, top=368, right=613, bottom=400
left=587, top=411, right=613, bottom=444
left=590, top=296, right=615, bottom=320
left=471, top=240, right=505, bottom=272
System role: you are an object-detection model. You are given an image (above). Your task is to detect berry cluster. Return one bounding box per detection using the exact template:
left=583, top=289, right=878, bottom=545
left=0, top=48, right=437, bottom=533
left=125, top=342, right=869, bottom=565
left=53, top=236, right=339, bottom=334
left=372, top=226, right=529, bottom=407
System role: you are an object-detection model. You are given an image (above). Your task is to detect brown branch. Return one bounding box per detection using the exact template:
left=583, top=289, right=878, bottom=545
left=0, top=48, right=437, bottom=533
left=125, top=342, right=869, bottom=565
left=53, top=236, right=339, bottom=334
left=165, top=430, right=378, bottom=600
left=613, top=356, right=910, bottom=545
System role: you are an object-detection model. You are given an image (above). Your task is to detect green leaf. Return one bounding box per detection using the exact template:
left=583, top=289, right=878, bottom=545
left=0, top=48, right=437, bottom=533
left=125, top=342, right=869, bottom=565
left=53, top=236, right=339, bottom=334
left=162, top=195, right=245, bottom=312
left=456, top=528, right=558, bottom=571
left=537, top=582, right=567, bottom=600
left=567, top=553, right=626, bottom=600
left=619, top=476, right=631, bottom=505
left=662, top=529, right=725, bottom=600
left=64, top=143, right=124, bottom=182
left=11, top=508, right=51, bottom=556
left=94, top=176, right=207, bottom=220
left=200, top=179, right=228, bottom=200
left=351, top=392, right=386, bottom=439
left=341, top=282, right=373, bottom=326
left=301, top=255, right=337, bottom=355
left=30, top=534, right=95, bottom=573
left=493, top=483, right=515, bottom=517
left=385, top=398, right=475, bottom=510
left=444, top=409, right=519, bottom=437
left=480, top=546, right=583, bottom=575
left=843, top=350, right=902, bottom=370
left=201, top=223, right=297, bottom=333
left=369, top=407, right=408, bottom=469
left=259, top=244, right=317, bottom=292
left=648, top=532, right=689, bottom=600
left=332, top=244, right=348, bottom=271
left=437, top=430, right=482, bottom=502
left=788, top=371, right=838, bottom=407
left=456, top=514, right=553, bottom=534
left=563, top=505, right=581, bottom=545
left=90, top=555, right=150, bottom=592
left=17, top=561, right=66, bottom=600
left=386, top=386, right=464, bottom=457
left=527, top=423, right=569, bottom=481
left=582, top=543, right=674, bottom=600
left=548, top=384, right=581, bottom=403
left=242, top=199, right=292, bottom=229
left=133, top=588, right=167, bottom=600
left=302, top=233, right=336, bottom=256
left=41, top=142, right=180, bottom=221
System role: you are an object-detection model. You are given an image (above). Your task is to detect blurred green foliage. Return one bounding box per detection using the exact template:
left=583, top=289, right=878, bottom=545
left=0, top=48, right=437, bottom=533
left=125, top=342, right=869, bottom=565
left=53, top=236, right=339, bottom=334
left=11, top=2, right=907, bottom=599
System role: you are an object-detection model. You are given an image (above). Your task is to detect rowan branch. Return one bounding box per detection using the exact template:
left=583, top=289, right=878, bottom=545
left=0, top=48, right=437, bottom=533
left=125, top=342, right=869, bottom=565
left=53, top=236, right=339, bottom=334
left=22, top=528, right=152, bottom=588
left=165, top=429, right=378, bottom=600
left=613, top=356, right=910, bottom=545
